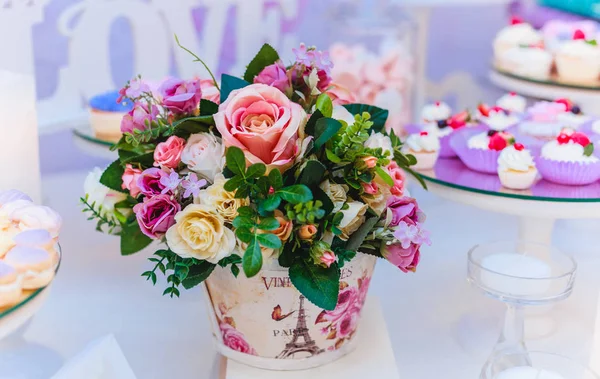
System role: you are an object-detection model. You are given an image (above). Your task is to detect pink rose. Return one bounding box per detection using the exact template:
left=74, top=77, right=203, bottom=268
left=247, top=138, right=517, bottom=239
left=326, top=83, right=357, bottom=106
left=117, top=77, right=151, bottom=103
left=133, top=194, right=180, bottom=239
left=386, top=162, right=406, bottom=197
left=137, top=168, right=169, bottom=197
left=323, top=287, right=359, bottom=324
left=159, top=77, right=202, bottom=115
left=357, top=275, right=371, bottom=306
left=386, top=196, right=425, bottom=228
left=214, top=84, right=307, bottom=172
left=220, top=322, right=257, bottom=355
left=320, top=250, right=336, bottom=268
left=154, top=136, right=185, bottom=169
left=254, top=61, right=290, bottom=94
left=362, top=182, right=378, bottom=195
left=121, top=164, right=143, bottom=198
left=120, top=103, right=159, bottom=134
left=337, top=308, right=360, bottom=338
left=381, top=243, right=421, bottom=273
left=200, top=79, right=221, bottom=104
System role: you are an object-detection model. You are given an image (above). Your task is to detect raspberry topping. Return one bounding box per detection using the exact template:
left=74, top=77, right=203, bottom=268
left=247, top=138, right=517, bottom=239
left=555, top=98, right=572, bottom=112
left=448, top=111, right=469, bottom=130
left=573, top=29, right=586, bottom=40
left=478, top=103, right=490, bottom=117
left=514, top=142, right=525, bottom=151
left=510, top=16, right=523, bottom=25
left=557, top=133, right=570, bottom=145
left=488, top=133, right=508, bottom=151
left=571, top=132, right=591, bottom=147
left=420, top=131, right=429, bottom=136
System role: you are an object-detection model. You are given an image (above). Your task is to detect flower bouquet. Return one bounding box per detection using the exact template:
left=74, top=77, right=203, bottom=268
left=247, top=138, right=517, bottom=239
left=83, top=41, right=429, bottom=370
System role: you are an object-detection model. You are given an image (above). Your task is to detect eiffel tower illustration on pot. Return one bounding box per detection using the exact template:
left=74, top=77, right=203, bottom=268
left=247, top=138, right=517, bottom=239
left=276, top=295, right=324, bottom=359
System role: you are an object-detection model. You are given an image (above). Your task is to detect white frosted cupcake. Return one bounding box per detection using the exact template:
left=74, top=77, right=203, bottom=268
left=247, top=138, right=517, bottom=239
left=498, top=46, right=553, bottom=80
left=494, top=20, right=543, bottom=59
left=402, top=132, right=440, bottom=170
left=497, top=143, right=538, bottom=190
left=496, top=93, right=527, bottom=113
left=421, top=101, right=451, bottom=124
left=542, top=20, right=598, bottom=53
left=480, top=107, right=519, bottom=131
left=519, top=101, right=565, bottom=139
left=556, top=31, right=600, bottom=84
left=0, top=261, right=22, bottom=308
left=4, top=246, right=55, bottom=290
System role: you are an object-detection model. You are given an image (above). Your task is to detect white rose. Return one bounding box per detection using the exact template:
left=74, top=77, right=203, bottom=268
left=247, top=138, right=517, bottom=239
left=332, top=105, right=356, bottom=126
left=10, top=204, right=62, bottom=238
left=365, top=132, right=393, bottom=156
left=195, top=174, right=249, bottom=222
left=338, top=201, right=368, bottom=241
left=181, top=132, right=225, bottom=182
left=84, top=167, right=127, bottom=223
left=319, top=181, right=347, bottom=213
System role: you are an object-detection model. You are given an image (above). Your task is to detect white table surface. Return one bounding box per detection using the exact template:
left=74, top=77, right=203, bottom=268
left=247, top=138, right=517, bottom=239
left=3, top=170, right=600, bottom=379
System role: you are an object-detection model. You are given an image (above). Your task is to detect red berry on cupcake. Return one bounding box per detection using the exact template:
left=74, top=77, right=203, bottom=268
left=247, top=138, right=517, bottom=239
left=488, top=133, right=509, bottom=151
left=557, top=133, right=571, bottom=145
left=573, top=29, right=586, bottom=40
left=478, top=103, right=491, bottom=117
left=555, top=98, right=572, bottom=112
left=571, top=132, right=591, bottom=147
left=514, top=142, right=525, bottom=151
left=420, top=131, right=429, bottom=136
left=448, top=110, right=470, bottom=129
left=510, top=16, right=523, bottom=25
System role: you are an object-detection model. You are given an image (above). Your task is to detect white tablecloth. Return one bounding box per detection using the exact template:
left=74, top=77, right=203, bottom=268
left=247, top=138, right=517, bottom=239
left=3, top=170, right=600, bottom=379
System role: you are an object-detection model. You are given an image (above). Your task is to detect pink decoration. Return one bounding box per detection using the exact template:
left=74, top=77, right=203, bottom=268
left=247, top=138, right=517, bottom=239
left=154, top=136, right=186, bottom=169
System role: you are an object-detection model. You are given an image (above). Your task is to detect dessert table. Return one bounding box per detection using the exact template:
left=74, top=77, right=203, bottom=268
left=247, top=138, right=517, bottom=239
left=3, top=161, right=600, bottom=378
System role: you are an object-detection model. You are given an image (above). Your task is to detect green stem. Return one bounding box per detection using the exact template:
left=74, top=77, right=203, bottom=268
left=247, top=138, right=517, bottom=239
left=174, top=34, right=220, bottom=91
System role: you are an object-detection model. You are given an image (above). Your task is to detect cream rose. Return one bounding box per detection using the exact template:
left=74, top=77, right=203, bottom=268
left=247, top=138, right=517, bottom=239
left=338, top=201, right=368, bottom=240
left=361, top=185, right=391, bottom=217
left=319, top=181, right=347, bottom=213
left=166, top=204, right=237, bottom=263
left=195, top=175, right=249, bottom=222
left=84, top=167, right=128, bottom=223
left=181, top=132, right=225, bottom=182
left=365, top=132, right=393, bottom=156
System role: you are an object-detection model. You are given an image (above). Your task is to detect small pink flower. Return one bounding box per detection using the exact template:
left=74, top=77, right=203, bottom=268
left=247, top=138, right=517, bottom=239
left=154, top=136, right=186, bottom=169
left=120, top=103, right=159, bottom=134
left=386, top=162, right=406, bottom=196
left=133, top=194, right=180, bottom=239
left=362, top=182, right=378, bottom=195
left=159, top=77, right=202, bottom=115
left=200, top=79, right=221, bottom=104
left=121, top=164, right=143, bottom=197
left=254, top=61, right=290, bottom=94
left=220, top=322, right=257, bottom=355
left=320, top=250, right=337, bottom=268
left=362, top=156, right=378, bottom=169
left=381, top=243, right=421, bottom=273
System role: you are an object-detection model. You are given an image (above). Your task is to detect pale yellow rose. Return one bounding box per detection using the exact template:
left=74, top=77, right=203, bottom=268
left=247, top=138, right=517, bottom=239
left=338, top=201, right=368, bottom=241
left=319, top=181, right=348, bottom=213
left=195, top=175, right=249, bottom=223
left=166, top=205, right=237, bottom=264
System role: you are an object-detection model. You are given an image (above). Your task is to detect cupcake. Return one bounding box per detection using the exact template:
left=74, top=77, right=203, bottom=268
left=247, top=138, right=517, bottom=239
left=497, top=46, right=553, bottom=81
left=494, top=18, right=543, bottom=60
left=496, top=92, right=527, bottom=114
left=536, top=130, right=600, bottom=185
left=421, top=101, right=452, bottom=124
left=542, top=20, right=598, bottom=53
left=422, top=110, right=470, bottom=158
left=402, top=131, right=440, bottom=170
left=89, top=90, right=133, bottom=143
left=479, top=106, right=519, bottom=131
left=451, top=129, right=515, bottom=174
left=554, top=98, right=592, bottom=129
left=0, top=262, right=22, bottom=308
left=497, top=142, right=538, bottom=190
left=519, top=101, right=565, bottom=140
left=4, top=246, right=55, bottom=290
left=555, top=30, right=600, bottom=84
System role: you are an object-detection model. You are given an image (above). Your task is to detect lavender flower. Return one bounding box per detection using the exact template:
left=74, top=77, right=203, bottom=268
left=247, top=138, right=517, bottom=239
left=393, top=221, right=419, bottom=249
left=181, top=173, right=207, bottom=199
left=159, top=171, right=182, bottom=195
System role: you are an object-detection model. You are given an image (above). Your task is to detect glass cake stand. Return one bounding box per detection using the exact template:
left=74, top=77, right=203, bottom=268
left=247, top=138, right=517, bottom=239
left=468, top=241, right=577, bottom=378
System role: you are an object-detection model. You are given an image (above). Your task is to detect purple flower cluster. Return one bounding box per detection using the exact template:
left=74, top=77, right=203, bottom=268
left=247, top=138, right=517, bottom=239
left=293, top=43, right=334, bottom=74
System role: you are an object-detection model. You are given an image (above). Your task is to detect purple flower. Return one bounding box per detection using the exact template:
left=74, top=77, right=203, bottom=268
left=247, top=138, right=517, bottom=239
left=117, top=77, right=151, bottom=103
left=159, top=171, right=182, bottom=195
left=133, top=194, right=181, bottom=239
left=254, top=61, right=290, bottom=93
left=315, top=51, right=334, bottom=74
left=181, top=173, right=207, bottom=199
left=293, top=43, right=312, bottom=65
left=386, top=196, right=426, bottom=228
left=137, top=168, right=169, bottom=197
left=413, top=224, right=431, bottom=246
left=159, top=77, right=202, bottom=115
left=393, top=221, right=419, bottom=249
left=120, top=103, right=159, bottom=134
left=381, top=243, right=421, bottom=273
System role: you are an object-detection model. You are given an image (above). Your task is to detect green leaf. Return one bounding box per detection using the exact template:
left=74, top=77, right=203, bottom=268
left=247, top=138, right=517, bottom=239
left=375, top=166, right=394, bottom=186
left=226, top=146, right=247, bottom=176
left=243, top=44, right=280, bottom=83
left=246, top=163, right=266, bottom=179
left=231, top=264, right=240, bottom=277
left=257, top=233, right=282, bottom=249
left=173, top=115, right=215, bottom=136
left=100, top=160, right=127, bottom=193
left=403, top=166, right=428, bottom=190
left=343, top=104, right=389, bottom=133
left=345, top=217, right=378, bottom=252
left=200, top=99, right=219, bottom=116
left=289, top=260, right=340, bottom=311
left=305, top=110, right=324, bottom=137
left=298, top=160, right=327, bottom=188
left=325, top=148, right=342, bottom=163
left=336, top=249, right=357, bottom=268
left=278, top=247, right=296, bottom=268
left=315, top=93, right=333, bottom=118
left=122, top=152, right=155, bottom=168
left=584, top=142, right=595, bottom=157
left=268, top=169, right=283, bottom=190
left=258, top=217, right=280, bottom=231
left=182, top=261, right=216, bottom=289
left=260, top=195, right=281, bottom=213
left=237, top=206, right=255, bottom=217
left=313, top=187, right=334, bottom=216
left=313, top=118, right=342, bottom=150
left=587, top=39, right=598, bottom=46
left=256, top=176, right=271, bottom=195
left=224, top=176, right=245, bottom=192
left=277, top=185, right=313, bottom=204
left=120, top=222, right=153, bottom=255
left=221, top=74, right=250, bottom=104
left=118, top=149, right=138, bottom=163
left=232, top=216, right=255, bottom=229
left=243, top=240, right=263, bottom=277
left=235, top=227, right=254, bottom=244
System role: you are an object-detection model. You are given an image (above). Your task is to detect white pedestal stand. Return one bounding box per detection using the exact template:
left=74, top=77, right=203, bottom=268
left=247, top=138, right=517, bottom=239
left=219, top=297, right=399, bottom=379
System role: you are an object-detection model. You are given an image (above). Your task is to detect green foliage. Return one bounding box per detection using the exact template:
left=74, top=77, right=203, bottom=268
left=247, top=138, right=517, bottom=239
left=172, top=115, right=215, bottom=139
left=335, top=248, right=357, bottom=268
left=298, top=161, right=326, bottom=188
left=80, top=195, right=120, bottom=235
left=276, top=185, right=313, bottom=204
left=313, top=118, right=343, bottom=150
left=285, top=200, right=325, bottom=224
left=329, top=112, right=373, bottom=163
left=289, top=260, right=340, bottom=311
left=305, top=110, right=324, bottom=136
left=121, top=152, right=155, bottom=168
left=182, top=261, right=216, bottom=289
left=120, top=222, right=153, bottom=256
left=585, top=143, right=595, bottom=157
left=315, top=93, right=333, bottom=118
left=243, top=43, right=280, bottom=83
left=100, top=160, right=127, bottom=193
left=343, top=104, right=389, bottom=133
left=221, top=74, right=250, bottom=104
left=200, top=99, right=219, bottom=116
left=225, top=147, right=247, bottom=177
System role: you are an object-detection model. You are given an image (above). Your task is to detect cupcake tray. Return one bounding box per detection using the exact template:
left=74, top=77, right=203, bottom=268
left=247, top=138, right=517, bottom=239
left=492, top=64, right=600, bottom=91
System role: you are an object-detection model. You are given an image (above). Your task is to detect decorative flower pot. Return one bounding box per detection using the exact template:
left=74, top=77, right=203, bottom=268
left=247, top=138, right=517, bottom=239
left=203, top=253, right=377, bottom=371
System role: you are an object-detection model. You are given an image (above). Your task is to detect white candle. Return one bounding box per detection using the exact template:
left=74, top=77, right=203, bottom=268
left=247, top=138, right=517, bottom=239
left=496, top=366, right=565, bottom=379
left=480, top=253, right=552, bottom=297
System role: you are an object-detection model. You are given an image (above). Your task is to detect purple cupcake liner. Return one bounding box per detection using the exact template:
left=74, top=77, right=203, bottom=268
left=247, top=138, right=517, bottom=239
left=450, top=130, right=501, bottom=174
left=404, top=123, right=421, bottom=135
left=535, top=157, right=600, bottom=186
left=439, top=134, right=456, bottom=158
